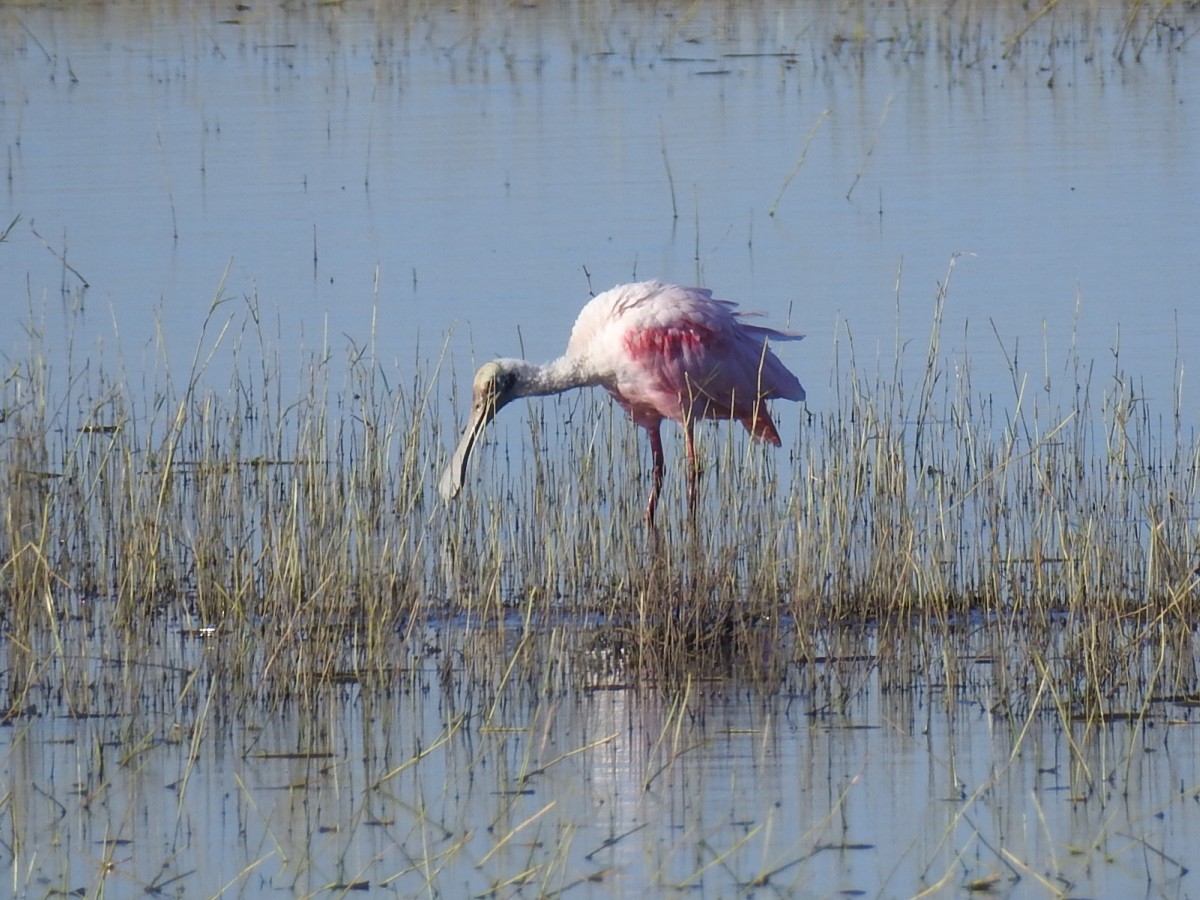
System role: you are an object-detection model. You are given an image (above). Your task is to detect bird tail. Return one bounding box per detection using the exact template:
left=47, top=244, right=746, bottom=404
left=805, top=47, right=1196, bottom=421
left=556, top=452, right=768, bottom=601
left=741, top=408, right=783, bottom=446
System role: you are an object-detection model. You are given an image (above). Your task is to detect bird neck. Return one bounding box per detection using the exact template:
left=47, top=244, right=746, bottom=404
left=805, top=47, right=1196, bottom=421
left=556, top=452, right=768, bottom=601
left=511, top=355, right=597, bottom=398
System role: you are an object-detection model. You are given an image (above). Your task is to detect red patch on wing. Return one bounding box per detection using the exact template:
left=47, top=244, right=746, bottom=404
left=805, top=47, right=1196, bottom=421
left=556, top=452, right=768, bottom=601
left=622, top=323, right=714, bottom=362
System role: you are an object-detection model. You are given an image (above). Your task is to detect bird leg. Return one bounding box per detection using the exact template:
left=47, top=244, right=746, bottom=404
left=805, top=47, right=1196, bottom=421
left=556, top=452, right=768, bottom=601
left=645, top=422, right=665, bottom=526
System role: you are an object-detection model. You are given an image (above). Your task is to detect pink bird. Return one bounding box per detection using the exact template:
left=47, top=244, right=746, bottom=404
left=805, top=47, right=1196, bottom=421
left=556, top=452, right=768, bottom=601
left=440, top=280, right=805, bottom=523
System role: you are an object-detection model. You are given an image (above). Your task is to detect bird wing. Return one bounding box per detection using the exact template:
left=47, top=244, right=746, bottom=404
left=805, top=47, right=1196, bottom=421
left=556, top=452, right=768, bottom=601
left=570, top=282, right=805, bottom=428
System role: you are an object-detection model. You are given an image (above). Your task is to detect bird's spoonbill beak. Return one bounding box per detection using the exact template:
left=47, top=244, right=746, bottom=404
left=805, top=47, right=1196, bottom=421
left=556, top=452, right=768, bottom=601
left=440, top=365, right=513, bottom=500
left=439, top=402, right=494, bottom=499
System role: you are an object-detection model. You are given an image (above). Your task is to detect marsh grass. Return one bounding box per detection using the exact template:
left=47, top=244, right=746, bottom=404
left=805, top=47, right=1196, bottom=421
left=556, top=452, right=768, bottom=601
left=4, top=263, right=1198, bottom=732
left=3, top=280, right=1199, bottom=900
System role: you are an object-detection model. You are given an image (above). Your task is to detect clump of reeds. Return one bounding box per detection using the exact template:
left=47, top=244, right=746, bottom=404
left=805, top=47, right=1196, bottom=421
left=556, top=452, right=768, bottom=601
left=2, top=265, right=1198, bottom=724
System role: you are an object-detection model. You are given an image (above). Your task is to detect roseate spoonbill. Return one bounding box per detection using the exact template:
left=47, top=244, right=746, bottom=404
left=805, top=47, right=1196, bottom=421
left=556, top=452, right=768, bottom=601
left=439, top=280, right=804, bottom=523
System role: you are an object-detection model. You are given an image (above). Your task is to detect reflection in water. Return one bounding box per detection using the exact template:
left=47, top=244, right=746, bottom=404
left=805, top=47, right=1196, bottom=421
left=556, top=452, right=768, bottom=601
left=2, top=623, right=1196, bottom=897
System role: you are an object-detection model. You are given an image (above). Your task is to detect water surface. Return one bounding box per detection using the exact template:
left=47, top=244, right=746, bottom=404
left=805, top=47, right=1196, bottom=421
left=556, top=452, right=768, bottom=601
left=5, top=623, right=1198, bottom=898
left=3, top=0, right=1198, bottom=415
left=3, top=2, right=1200, bottom=898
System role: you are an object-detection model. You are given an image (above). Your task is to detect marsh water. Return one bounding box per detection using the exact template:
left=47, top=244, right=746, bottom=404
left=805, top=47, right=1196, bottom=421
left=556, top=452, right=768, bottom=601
left=10, top=622, right=1200, bottom=898
left=3, top=1, right=1200, bottom=897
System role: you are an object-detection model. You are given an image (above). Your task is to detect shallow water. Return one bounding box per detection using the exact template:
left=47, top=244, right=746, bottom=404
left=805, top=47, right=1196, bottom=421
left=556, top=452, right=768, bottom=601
left=4, top=621, right=1199, bottom=898
left=3, top=1, right=1199, bottom=412
left=3, top=1, right=1200, bottom=898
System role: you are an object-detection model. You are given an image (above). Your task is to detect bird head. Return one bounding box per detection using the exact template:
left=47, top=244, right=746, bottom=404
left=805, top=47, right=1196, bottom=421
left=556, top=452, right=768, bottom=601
left=439, top=360, right=525, bottom=500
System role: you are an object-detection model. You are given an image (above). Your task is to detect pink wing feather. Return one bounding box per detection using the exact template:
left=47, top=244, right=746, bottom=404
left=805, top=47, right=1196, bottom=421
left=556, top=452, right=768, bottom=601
left=567, top=281, right=803, bottom=441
